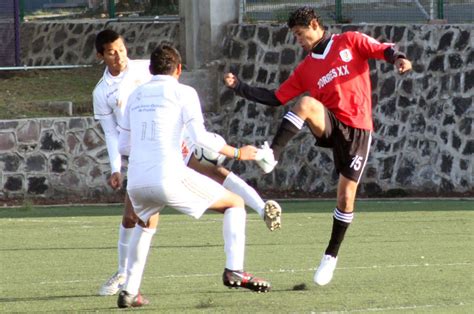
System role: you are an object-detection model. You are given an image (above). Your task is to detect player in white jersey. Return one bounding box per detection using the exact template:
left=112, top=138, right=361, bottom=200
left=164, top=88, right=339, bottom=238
left=116, top=43, right=272, bottom=308
left=93, top=29, right=159, bottom=296
left=93, top=30, right=281, bottom=297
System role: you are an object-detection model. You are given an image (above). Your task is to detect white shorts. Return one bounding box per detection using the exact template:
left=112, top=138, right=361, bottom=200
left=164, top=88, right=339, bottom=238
left=127, top=167, right=226, bottom=222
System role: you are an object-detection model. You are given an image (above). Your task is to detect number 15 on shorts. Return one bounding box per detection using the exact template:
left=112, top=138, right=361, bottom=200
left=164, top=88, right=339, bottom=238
left=350, top=155, right=364, bottom=171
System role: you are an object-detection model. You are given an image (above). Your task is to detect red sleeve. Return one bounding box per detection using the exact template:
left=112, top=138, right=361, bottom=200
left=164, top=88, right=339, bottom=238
left=348, top=31, right=394, bottom=61
left=275, top=62, right=305, bottom=105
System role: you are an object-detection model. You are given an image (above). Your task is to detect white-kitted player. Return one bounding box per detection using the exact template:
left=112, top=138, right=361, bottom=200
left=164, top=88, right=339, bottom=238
left=93, top=29, right=159, bottom=297
left=93, top=30, right=281, bottom=299
left=116, top=43, right=272, bottom=308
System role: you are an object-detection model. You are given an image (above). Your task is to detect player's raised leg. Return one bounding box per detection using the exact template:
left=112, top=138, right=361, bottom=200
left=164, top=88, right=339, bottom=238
left=257, top=96, right=326, bottom=174
left=188, top=156, right=282, bottom=231
left=221, top=171, right=282, bottom=231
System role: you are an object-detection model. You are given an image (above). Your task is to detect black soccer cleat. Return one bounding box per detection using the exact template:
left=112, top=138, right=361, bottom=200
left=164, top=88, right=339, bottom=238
left=117, top=290, right=149, bottom=308
left=223, top=268, right=271, bottom=293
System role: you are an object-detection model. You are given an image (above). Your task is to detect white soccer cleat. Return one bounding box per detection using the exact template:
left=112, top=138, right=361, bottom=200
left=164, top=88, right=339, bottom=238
left=314, top=254, right=338, bottom=286
left=99, top=271, right=126, bottom=296
left=255, top=141, right=278, bottom=174
left=263, top=200, right=282, bottom=231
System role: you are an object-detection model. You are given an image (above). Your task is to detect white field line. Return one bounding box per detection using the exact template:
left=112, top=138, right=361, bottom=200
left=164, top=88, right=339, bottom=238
left=33, top=261, right=471, bottom=286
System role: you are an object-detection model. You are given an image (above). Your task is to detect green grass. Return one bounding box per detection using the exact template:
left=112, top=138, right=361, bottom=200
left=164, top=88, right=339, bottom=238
left=0, top=200, right=472, bottom=313
left=0, top=66, right=103, bottom=119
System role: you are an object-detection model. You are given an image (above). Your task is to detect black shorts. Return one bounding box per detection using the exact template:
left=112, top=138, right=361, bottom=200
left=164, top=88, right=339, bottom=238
left=312, top=109, right=372, bottom=183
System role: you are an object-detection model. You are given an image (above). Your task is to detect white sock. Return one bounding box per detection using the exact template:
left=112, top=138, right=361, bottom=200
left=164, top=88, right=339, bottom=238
left=118, top=224, right=134, bottom=275
left=123, top=225, right=156, bottom=295
left=223, top=172, right=265, bottom=218
left=223, top=207, right=246, bottom=270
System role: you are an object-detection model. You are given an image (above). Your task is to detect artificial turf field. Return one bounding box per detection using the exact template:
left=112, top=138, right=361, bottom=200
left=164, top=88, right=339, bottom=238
left=1, top=199, right=472, bottom=313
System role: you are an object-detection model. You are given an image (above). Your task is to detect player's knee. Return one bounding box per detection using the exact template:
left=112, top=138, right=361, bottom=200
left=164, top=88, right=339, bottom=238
left=296, top=96, right=324, bottom=117
left=122, top=212, right=138, bottom=227
left=337, top=193, right=355, bottom=212
left=230, top=193, right=245, bottom=209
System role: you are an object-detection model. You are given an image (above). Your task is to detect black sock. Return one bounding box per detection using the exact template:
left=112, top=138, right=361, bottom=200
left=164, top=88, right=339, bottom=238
left=324, top=208, right=353, bottom=257
left=271, top=112, right=302, bottom=160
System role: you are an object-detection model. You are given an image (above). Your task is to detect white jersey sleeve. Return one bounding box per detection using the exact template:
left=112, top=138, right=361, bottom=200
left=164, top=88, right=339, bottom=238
left=100, top=116, right=121, bottom=173
left=182, top=86, right=226, bottom=153
left=92, top=76, right=113, bottom=120
left=118, top=97, right=131, bottom=157
left=93, top=76, right=122, bottom=172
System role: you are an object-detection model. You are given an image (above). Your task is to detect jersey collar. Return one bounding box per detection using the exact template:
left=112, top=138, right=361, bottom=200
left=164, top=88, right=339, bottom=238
left=310, top=32, right=333, bottom=60
left=151, top=75, right=178, bottom=82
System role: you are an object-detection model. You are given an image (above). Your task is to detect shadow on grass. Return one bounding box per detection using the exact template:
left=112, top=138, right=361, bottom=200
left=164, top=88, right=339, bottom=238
left=0, top=199, right=472, bottom=219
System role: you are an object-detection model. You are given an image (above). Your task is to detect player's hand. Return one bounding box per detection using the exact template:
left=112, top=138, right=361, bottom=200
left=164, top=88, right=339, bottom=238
left=395, top=58, right=412, bottom=74
left=223, top=72, right=239, bottom=89
left=237, top=145, right=258, bottom=160
left=108, top=172, right=122, bottom=190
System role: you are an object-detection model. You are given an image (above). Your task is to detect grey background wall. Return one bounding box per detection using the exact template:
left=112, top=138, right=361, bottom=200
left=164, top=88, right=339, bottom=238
left=0, top=21, right=472, bottom=203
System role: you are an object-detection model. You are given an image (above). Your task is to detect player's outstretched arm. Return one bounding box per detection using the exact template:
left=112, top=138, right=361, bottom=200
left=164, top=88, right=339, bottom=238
left=234, top=145, right=258, bottom=161
left=218, top=144, right=258, bottom=161
left=223, top=72, right=282, bottom=107
left=394, top=58, right=412, bottom=74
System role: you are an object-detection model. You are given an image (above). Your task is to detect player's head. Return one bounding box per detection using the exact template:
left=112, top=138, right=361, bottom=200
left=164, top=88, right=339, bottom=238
left=95, top=29, right=128, bottom=76
left=287, top=7, right=325, bottom=52
left=149, top=43, right=182, bottom=77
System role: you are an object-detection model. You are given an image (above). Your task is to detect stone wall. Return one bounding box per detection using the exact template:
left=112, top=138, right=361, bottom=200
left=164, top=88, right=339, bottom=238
left=20, top=20, right=179, bottom=65
left=0, top=118, right=118, bottom=203
left=1, top=22, right=472, bottom=203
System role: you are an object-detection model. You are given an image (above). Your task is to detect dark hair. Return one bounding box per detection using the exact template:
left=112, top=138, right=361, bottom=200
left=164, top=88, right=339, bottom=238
left=149, top=43, right=182, bottom=75
left=95, top=29, right=121, bottom=55
left=287, top=7, right=323, bottom=29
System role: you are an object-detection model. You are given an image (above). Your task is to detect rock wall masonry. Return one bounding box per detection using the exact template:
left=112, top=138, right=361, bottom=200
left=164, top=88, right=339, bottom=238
left=1, top=21, right=472, bottom=203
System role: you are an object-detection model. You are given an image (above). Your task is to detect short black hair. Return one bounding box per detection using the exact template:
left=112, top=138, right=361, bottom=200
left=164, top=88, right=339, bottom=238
left=287, top=7, right=323, bottom=29
left=149, top=43, right=181, bottom=75
left=95, top=29, right=121, bottom=55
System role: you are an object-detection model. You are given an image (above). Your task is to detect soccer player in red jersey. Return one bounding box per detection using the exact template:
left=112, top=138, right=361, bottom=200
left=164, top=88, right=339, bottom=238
left=224, top=6, right=412, bottom=286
